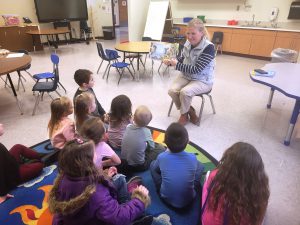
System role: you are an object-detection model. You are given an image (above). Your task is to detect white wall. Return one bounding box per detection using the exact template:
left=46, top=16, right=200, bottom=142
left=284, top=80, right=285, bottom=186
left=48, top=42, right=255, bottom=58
left=88, top=0, right=115, bottom=37
left=128, top=0, right=150, bottom=41
left=170, top=0, right=298, bottom=23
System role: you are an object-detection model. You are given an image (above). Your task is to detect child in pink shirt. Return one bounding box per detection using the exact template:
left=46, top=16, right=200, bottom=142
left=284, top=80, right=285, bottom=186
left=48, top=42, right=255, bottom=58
left=48, top=97, right=76, bottom=150
left=201, top=142, right=269, bottom=225
left=80, top=117, right=120, bottom=168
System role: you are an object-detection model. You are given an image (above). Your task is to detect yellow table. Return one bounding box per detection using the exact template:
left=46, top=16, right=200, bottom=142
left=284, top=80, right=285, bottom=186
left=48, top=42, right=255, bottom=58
left=115, top=41, right=151, bottom=78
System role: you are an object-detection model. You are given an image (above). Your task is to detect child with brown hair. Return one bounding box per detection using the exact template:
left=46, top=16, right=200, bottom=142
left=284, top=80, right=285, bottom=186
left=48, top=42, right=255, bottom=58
left=73, top=69, right=106, bottom=120
left=48, top=139, right=151, bottom=225
left=150, top=123, right=204, bottom=208
left=80, top=117, right=120, bottom=168
left=121, top=105, right=163, bottom=173
left=74, top=92, right=96, bottom=132
left=107, top=94, right=132, bottom=149
left=48, top=96, right=76, bottom=150
left=80, top=117, right=143, bottom=203
left=201, top=142, right=269, bottom=225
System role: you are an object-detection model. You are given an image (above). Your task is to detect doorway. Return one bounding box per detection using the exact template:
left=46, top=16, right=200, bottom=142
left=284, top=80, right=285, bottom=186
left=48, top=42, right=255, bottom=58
left=114, top=0, right=128, bottom=42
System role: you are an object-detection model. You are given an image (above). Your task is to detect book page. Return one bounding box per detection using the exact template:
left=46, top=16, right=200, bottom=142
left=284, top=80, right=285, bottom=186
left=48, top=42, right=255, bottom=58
left=150, top=42, right=178, bottom=60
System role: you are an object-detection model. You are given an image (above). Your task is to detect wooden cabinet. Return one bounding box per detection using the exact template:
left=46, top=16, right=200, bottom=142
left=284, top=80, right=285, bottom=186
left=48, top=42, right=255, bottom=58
left=273, top=31, right=300, bottom=52
left=0, top=25, right=42, bottom=52
left=172, top=23, right=300, bottom=58
left=230, top=29, right=253, bottom=54
left=249, top=30, right=276, bottom=57
left=206, top=27, right=232, bottom=52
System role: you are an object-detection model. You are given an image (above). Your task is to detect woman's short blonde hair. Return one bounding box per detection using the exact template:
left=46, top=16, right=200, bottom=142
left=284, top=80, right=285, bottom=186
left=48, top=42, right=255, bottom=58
left=187, top=18, right=209, bottom=38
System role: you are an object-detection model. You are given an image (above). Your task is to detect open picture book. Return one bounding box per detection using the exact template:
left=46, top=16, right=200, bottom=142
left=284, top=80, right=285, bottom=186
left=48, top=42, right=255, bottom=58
left=149, top=42, right=179, bottom=60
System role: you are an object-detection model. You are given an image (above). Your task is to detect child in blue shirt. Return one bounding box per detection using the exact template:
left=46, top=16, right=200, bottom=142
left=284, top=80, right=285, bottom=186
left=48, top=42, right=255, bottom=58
left=150, top=123, right=204, bottom=208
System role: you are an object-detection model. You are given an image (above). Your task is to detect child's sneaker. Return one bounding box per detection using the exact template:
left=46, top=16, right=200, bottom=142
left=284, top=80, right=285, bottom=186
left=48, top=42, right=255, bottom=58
left=127, top=176, right=142, bottom=193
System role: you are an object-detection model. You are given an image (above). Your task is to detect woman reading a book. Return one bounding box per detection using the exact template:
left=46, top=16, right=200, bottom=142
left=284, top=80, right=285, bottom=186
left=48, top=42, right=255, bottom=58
left=164, top=18, right=215, bottom=125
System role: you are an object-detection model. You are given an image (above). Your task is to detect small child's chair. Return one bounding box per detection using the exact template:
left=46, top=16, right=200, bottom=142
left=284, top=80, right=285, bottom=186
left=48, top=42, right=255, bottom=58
left=105, top=50, right=135, bottom=85
left=211, top=32, right=224, bottom=55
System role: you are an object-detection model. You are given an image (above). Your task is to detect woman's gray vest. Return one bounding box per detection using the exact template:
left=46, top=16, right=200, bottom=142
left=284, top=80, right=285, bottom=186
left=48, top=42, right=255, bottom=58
left=181, top=37, right=215, bottom=84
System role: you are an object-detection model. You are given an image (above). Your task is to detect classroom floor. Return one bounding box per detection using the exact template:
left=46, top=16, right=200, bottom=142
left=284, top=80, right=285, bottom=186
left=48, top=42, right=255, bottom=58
left=0, top=36, right=299, bottom=225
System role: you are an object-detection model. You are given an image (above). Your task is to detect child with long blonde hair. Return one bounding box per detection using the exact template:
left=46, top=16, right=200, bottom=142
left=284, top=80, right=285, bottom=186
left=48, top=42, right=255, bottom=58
left=74, top=92, right=96, bottom=132
left=48, top=96, right=75, bottom=150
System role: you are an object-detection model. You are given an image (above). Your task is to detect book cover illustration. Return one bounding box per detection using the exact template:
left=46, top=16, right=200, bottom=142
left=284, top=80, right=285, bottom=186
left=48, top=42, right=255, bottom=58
left=149, top=42, right=179, bottom=60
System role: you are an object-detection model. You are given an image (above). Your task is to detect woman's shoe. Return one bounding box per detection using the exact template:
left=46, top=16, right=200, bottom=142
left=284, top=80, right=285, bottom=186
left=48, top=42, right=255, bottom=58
left=188, top=106, right=199, bottom=125
left=178, top=113, right=188, bottom=126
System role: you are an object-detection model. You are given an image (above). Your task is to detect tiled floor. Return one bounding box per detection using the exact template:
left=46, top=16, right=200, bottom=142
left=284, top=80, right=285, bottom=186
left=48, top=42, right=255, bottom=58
left=0, top=36, right=299, bottom=225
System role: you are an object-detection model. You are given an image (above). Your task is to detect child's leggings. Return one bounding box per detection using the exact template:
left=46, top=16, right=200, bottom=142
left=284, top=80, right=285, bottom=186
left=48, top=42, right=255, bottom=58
left=9, top=144, right=44, bottom=182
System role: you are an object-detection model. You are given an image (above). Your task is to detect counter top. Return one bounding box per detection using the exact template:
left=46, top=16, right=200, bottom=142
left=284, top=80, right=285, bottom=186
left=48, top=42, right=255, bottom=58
left=173, top=18, right=300, bottom=33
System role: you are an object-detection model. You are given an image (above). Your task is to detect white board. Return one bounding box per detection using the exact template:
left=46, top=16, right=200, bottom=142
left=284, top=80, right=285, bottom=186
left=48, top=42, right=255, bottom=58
left=143, top=0, right=169, bottom=41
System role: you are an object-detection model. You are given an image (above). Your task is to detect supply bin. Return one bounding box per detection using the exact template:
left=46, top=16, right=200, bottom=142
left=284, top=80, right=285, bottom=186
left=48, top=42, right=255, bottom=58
left=102, top=26, right=114, bottom=40
left=271, top=48, right=299, bottom=63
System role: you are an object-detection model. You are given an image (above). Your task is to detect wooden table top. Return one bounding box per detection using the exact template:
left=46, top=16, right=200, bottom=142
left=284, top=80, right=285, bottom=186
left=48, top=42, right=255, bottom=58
left=250, top=63, right=300, bottom=100
left=115, top=41, right=151, bottom=54
left=26, top=27, right=70, bottom=35
left=0, top=54, right=31, bottom=76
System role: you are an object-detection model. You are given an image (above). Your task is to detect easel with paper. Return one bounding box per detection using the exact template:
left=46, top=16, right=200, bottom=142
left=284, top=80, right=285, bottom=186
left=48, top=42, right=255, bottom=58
left=143, top=0, right=172, bottom=41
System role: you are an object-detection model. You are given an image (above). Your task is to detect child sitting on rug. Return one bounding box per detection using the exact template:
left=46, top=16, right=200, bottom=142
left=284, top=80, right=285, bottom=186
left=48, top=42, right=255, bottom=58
left=201, top=142, right=269, bottom=225
left=74, top=92, right=97, bottom=132
left=150, top=123, right=204, bottom=209
left=48, top=139, right=152, bottom=225
left=107, top=95, right=132, bottom=149
left=48, top=96, right=76, bottom=150
left=80, top=117, right=144, bottom=203
left=73, top=69, right=106, bottom=121
left=0, top=123, right=44, bottom=204
left=121, top=105, right=164, bottom=173
left=80, top=117, right=121, bottom=168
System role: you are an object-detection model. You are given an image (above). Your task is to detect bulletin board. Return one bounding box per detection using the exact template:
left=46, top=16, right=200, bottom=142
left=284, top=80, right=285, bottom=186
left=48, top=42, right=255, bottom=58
left=143, top=0, right=169, bottom=41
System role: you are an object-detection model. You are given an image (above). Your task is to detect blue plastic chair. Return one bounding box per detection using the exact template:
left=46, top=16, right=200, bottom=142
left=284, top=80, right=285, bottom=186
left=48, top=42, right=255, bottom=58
left=106, top=50, right=135, bottom=85
left=96, top=42, right=120, bottom=78
left=33, top=54, right=66, bottom=93
left=32, top=54, right=62, bottom=115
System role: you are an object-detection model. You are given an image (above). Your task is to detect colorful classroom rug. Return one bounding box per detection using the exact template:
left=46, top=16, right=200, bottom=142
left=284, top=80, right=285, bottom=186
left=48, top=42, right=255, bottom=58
left=0, top=126, right=218, bottom=225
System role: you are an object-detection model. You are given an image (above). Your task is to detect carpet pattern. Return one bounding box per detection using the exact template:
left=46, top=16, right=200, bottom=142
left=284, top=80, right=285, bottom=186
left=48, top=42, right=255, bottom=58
left=0, top=127, right=217, bottom=225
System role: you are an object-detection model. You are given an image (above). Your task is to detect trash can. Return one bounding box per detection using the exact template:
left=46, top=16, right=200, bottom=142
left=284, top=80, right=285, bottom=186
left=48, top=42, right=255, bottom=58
left=102, top=26, right=114, bottom=40
left=271, top=48, right=299, bottom=63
